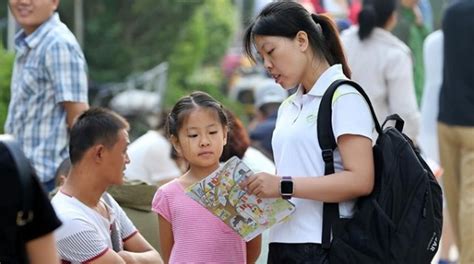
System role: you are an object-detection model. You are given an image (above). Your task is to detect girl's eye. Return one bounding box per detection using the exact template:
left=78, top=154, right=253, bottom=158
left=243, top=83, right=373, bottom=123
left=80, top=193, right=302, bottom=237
left=267, top=48, right=274, bottom=55
left=187, top=134, right=198, bottom=138
left=209, top=131, right=218, bottom=135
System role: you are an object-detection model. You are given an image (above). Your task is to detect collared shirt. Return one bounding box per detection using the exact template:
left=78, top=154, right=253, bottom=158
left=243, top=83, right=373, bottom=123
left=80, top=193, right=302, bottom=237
left=269, top=65, right=374, bottom=244
left=5, top=13, right=88, bottom=183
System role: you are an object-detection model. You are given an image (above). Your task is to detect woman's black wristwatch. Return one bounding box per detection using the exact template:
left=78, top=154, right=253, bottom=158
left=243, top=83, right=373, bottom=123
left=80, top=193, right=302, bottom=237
left=280, top=176, right=293, bottom=200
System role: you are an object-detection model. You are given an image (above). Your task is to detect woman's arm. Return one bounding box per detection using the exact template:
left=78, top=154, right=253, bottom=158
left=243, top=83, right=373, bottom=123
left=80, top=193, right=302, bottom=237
left=246, top=235, right=262, bottom=263
left=243, top=134, right=374, bottom=202
left=158, top=214, right=174, bottom=263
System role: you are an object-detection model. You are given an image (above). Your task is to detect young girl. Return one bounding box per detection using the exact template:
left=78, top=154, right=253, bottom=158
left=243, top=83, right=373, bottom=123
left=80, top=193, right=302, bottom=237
left=241, top=2, right=374, bottom=263
left=152, top=91, right=261, bottom=263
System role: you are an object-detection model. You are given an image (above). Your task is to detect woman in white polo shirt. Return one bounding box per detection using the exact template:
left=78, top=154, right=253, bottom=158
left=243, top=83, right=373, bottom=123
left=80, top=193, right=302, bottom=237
left=241, top=2, right=375, bottom=263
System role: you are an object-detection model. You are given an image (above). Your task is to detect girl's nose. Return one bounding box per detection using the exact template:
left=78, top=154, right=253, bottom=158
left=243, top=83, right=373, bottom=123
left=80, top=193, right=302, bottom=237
left=200, top=141, right=210, bottom=147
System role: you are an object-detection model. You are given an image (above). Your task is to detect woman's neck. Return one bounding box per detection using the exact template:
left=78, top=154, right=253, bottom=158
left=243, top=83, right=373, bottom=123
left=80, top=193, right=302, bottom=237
left=302, top=58, right=330, bottom=93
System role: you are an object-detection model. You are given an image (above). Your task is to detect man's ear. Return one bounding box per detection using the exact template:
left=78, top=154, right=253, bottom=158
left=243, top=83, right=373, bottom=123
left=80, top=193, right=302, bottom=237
left=91, top=144, right=105, bottom=163
left=296, top=31, right=309, bottom=52
left=170, top=135, right=182, bottom=156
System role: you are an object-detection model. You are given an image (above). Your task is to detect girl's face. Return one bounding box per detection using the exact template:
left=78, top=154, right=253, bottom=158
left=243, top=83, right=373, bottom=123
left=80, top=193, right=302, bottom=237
left=173, top=107, right=227, bottom=171
left=255, top=34, right=308, bottom=89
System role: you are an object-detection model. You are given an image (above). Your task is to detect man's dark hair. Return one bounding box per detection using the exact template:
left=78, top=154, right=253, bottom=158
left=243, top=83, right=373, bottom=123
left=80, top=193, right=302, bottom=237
left=69, top=107, right=129, bottom=164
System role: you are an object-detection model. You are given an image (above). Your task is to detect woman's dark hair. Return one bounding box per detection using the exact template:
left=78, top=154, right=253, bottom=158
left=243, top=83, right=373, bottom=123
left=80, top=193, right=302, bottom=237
left=166, top=91, right=229, bottom=139
left=358, top=0, right=397, bottom=40
left=220, top=109, right=250, bottom=161
left=243, top=1, right=351, bottom=78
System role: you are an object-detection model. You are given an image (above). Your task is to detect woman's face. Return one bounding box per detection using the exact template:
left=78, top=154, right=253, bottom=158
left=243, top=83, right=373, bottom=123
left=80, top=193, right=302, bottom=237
left=254, top=35, right=307, bottom=89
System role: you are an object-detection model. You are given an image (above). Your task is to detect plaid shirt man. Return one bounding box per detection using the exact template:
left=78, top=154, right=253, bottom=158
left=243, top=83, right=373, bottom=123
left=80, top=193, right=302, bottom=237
left=5, top=13, right=88, bottom=187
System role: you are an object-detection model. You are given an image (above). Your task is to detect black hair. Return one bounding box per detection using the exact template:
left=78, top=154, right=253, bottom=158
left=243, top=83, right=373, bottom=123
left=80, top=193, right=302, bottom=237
left=220, top=108, right=250, bottom=161
left=243, top=1, right=351, bottom=78
left=166, top=91, right=229, bottom=139
left=358, top=0, right=397, bottom=40
left=69, top=107, right=129, bottom=164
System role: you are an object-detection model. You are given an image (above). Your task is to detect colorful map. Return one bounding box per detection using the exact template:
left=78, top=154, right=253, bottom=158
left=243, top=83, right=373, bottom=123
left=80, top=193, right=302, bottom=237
left=186, top=156, right=296, bottom=241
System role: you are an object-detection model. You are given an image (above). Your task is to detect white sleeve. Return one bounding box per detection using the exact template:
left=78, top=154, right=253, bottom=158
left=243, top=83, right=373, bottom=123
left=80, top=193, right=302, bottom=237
left=332, top=89, right=374, bottom=142
left=55, top=218, right=109, bottom=263
left=106, top=193, right=138, bottom=241
left=385, top=47, right=420, bottom=141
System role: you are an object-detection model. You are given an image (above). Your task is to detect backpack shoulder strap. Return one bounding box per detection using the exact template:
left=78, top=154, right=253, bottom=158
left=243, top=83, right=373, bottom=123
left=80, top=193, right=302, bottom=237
left=0, top=135, right=34, bottom=226
left=318, top=79, right=381, bottom=249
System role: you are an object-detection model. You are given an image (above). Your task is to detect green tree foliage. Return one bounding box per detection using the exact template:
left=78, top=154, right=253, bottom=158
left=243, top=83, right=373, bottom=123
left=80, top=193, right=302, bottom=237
left=58, top=0, right=205, bottom=83
left=58, top=0, right=238, bottom=110
left=0, top=43, right=14, bottom=133
left=165, top=0, right=238, bottom=108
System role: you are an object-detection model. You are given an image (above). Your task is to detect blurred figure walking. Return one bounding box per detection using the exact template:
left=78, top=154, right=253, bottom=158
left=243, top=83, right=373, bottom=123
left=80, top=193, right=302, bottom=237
left=341, top=0, right=420, bottom=142
left=437, top=1, right=474, bottom=263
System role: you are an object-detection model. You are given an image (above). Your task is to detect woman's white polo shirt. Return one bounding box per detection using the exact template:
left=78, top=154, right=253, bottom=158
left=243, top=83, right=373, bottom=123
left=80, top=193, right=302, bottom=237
left=270, top=64, right=374, bottom=244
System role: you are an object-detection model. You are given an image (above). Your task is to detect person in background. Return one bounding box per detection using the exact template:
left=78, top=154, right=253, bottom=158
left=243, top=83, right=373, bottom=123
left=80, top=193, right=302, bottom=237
left=153, top=91, right=261, bottom=263
left=420, top=29, right=457, bottom=264
left=124, top=111, right=181, bottom=186
left=392, top=0, right=429, bottom=105
left=0, top=136, right=62, bottom=264
left=437, top=1, right=474, bottom=263
left=241, top=2, right=374, bottom=262
left=51, top=108, right=162, bottom=263
left=249, top=79, right=288, bottom=161
left=5, top=0, right=89, bottom=191
left=341, top=0, right=420, bottom=141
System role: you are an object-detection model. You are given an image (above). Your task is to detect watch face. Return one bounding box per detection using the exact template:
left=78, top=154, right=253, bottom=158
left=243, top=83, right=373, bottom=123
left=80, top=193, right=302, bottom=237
left=281, top=180, right=293, bottom=194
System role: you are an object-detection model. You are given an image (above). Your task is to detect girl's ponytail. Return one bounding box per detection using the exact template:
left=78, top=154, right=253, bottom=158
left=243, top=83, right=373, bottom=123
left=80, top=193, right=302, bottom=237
left=311, top=13, right=351, bottom=78
left=358, top=6, right=377, bottom=40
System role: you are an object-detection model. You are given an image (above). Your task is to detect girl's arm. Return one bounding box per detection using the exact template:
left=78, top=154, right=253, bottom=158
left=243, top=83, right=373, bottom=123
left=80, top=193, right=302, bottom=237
left=246, top=235, right=262, bottom=263
left=242, top=134, right=374, bottom=202
left=158, top=214, right=174, bottom=263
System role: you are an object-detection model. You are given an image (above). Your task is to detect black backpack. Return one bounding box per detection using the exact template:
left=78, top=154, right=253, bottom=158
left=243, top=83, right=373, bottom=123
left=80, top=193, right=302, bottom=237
left=317, top=80, right=443, bottom=263
left=0, top=136, right=34, bottom=264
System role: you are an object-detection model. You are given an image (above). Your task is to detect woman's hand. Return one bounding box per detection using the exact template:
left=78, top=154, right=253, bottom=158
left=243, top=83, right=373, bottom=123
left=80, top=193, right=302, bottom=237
left=240, top=172, right=281, bottom=198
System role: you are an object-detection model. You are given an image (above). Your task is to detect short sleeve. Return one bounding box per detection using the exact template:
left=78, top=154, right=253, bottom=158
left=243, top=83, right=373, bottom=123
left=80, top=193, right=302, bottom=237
left=55, top=218, right=109, bottom=263
left=104, top=193, right=138, bottom=241
left=151, top=187, right=172, bottom=222
left=332, top=88, right=374, bottom=142
left=45, top=41, right=88, bottom=104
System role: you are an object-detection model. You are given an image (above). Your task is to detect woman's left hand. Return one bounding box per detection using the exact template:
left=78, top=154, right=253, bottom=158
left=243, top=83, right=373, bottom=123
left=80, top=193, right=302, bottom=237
left=240, top=172, right=281, bottom=198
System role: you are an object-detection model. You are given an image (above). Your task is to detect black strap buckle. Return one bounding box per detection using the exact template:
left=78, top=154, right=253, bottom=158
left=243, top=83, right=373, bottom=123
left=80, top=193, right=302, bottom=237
left=322, top=149, right=334, bottom=162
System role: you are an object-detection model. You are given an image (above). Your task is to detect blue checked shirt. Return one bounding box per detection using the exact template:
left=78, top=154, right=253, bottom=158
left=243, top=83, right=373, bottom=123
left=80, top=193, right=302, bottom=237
left=4, top=13, right=88, bottom=184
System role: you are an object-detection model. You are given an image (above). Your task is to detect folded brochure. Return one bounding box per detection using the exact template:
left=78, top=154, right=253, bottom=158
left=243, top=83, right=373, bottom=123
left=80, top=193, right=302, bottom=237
left=185, top=156, right=296, bottom=241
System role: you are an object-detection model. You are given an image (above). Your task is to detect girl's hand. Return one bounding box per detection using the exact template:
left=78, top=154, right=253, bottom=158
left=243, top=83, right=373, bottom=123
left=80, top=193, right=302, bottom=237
left=240, top=172, right=280, bottom=198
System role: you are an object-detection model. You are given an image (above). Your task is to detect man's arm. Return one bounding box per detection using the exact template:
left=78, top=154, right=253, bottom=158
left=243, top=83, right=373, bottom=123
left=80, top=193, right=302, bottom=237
left=119, top=232, right=163, bottom=264
left=62, top=101, right=89, bottom=129
left=26, top=233, right=60, bottom=264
